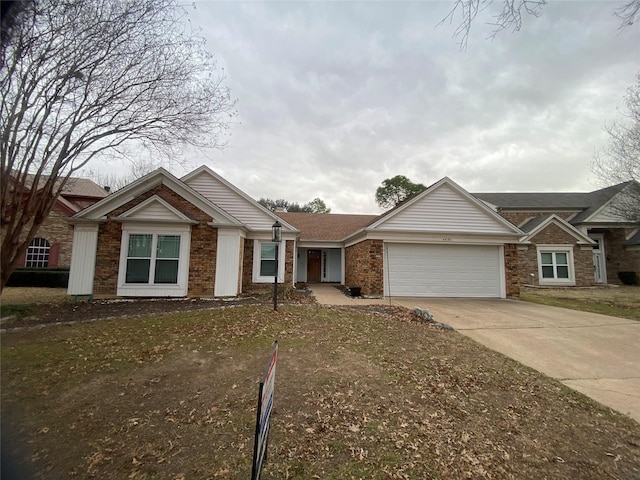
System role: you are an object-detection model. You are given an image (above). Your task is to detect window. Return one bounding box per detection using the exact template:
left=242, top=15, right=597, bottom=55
left=537, top=246, right=574, bottom=285
left=260, top=243, right=277, bottom=277
left=125, top=234, right=180, bottom=284
left=25, top=238, right=50, bottom=268
left=540, top=252, right=569, bottom=279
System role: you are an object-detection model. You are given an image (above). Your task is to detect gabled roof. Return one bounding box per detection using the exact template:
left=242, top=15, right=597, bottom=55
left=181, top=165, right=298, bottom=233
left=71, top=168, right=242, bottom=226
left=277, top=212, right=379, bottom=241
left=519, top=214, right=596, bottom=245
left=366, top=177, right=523, bottom=237
left=473, top=182, right=636, bottom=225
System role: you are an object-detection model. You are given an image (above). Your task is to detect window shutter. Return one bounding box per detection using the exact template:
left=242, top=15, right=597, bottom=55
left=49, top=243, right=60, bottom=267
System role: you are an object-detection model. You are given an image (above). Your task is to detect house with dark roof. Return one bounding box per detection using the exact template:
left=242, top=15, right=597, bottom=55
left=474, top=182, right=640, bottom=287
left=67, top=167, right=638, bottom=300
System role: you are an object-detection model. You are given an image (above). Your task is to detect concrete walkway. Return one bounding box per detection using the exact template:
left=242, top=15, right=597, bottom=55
left=310, top=284, right=640, bottom=422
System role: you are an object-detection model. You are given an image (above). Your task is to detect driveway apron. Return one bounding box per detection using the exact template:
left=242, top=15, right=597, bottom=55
left=309, top=286, right=640, bottom=423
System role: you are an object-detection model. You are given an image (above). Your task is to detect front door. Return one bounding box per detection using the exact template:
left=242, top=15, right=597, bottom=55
left=307, top=249, right=322, bottom=282
left=591, top=234, right=606, bottom=284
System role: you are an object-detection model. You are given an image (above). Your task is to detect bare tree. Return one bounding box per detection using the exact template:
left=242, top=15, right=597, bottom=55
left=440, top=0, right=640, bottom=49
left=83, top=154, right=164, bottom=192
left=592, top=76, right=640, bottom=222
left=0, top=0, right=237, bottom=291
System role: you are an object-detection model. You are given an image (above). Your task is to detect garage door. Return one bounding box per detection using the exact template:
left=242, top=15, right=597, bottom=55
left=386, top=243, right=502, bottom=297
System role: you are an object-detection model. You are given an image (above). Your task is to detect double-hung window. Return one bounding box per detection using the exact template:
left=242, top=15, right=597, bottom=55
left=253, top=240, right=281, bottom=283
left=537, top=246, right=574, bottom=285
left=125, top=234, right=181, bottom=284
left=260, top=243, right=277, bottom=277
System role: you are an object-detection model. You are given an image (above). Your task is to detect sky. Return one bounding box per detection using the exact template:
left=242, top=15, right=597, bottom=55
left=105, top=1, right=640, bottom=214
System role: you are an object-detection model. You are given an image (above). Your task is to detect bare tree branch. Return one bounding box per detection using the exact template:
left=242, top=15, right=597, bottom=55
left=0, top=0, right=237, bottom=290
left=592, top=75, right=640, bottom=222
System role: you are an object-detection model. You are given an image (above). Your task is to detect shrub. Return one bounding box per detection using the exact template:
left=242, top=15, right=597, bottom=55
left=618, top=271, right=637, bottom=286
left=6, top=268, right=69, bottom=288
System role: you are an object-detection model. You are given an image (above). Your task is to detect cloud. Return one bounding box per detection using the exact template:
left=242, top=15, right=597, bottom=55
left=136, top=1, right=640, bottom=213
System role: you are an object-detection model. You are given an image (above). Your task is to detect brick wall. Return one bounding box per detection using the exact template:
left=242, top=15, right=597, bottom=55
left=93, top=184, right=215, bottom=295
left=499, top=210, right=578, bottom=226
left=241, top=239, right=295, bottom=293
left=345, top=239, right=384, bottom=296
left=503, top=244, right=520, bottom=297
left=524, top=223, right=595, bottom=287
left=590, top=227, right=640, bottom=284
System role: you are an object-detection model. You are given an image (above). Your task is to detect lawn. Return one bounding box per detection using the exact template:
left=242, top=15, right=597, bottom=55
left=520, top=285, right=640, bottom=320
left=2, top=303, right=639, bottom=479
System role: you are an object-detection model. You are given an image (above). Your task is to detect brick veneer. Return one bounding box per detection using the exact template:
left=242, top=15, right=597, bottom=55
left=345, top=239, right=384, bottom=296
left=520, top=222, right=595, bottom=287
left=241, top=239, right=295, bottom=293
left=590, top=227, right=640, bottom=284
left=93, top=184, right=216, bottom=295
left=503, top=244, right=520, bottom=298
left=499, top=210, right=578, bottom=227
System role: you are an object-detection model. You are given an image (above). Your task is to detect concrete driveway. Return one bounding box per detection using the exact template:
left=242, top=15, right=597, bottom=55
left=310, top=285, right=640, bottom=422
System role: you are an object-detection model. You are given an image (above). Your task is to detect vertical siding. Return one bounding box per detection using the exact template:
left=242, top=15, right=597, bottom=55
left=215, top=230, right=242, bottom=296
left=67, top=224, right=99, bottom=295
left=380, top=184, right=512, bottom=234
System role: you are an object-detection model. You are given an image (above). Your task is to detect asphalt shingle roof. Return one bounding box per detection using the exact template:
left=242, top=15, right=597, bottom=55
left=276, top=212, right=379, bottom=241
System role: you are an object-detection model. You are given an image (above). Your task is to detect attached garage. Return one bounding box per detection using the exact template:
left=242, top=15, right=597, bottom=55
left=385, top=243, right=503, bottom=297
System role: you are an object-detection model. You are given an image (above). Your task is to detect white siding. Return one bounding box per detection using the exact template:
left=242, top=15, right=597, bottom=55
left=386, top=243, right=503, bottom=297
left=128, top=200, right=185, bottom=221
left=297, top=248, right=308, bottom=282
left=379, top=183, right=514, bottom=234
left=186, top=171, right=275, bottom=230
left=215, top=230, right=242, bottom=296
left=67, top=224, right=99, bottom=295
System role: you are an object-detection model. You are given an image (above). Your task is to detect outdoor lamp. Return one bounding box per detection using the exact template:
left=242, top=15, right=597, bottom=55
left=272, top=220, right=282, bottom=242
left=272, top=221, right=282, bottom=311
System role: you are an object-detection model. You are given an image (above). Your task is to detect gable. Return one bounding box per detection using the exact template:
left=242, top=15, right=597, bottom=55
left=521, top=214, right=595, bottom=245
left=372, top=180, right=521, bottom=236
left=115, top=195, right=195, bottom=223
left=72, top=168, right=241, bottom=227
left=182, top=167, right=296, bottom=232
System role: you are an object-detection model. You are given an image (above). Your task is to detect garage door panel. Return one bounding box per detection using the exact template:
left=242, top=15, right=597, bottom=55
left=386, top=244, right=502, bottom=297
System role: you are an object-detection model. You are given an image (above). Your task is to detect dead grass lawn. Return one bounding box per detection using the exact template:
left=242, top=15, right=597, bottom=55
left=2, top=304, right=639, bottom=479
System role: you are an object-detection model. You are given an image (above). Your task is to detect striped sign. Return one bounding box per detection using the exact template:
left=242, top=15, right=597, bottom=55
left=251, top=341, right=278, bottom=480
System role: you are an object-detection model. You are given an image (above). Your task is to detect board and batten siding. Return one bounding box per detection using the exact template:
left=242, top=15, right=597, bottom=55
left=67, top=224, right=99, bottom=295
left=379, top=184, right=512, bottom=234
left=185, top=171, right=275, bottom=230
left=215, top=229, right=243, bottom=296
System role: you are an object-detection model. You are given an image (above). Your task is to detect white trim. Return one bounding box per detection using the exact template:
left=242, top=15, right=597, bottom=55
left=253, top=239, right=284, bottom=283
left=524, top=214, right=596, bottom=245
left=536, top=245, right=575, bottom=286
left=115, top=195, right=196, bottom=223
left=117, top=224, right=191, bottom=297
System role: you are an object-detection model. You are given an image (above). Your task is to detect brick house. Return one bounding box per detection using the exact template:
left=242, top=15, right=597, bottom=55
left=5, top=175, right=108, bottom=269
left=68, top=167, right=639, bottom=299
left=475, top=182, right=640, bottom=288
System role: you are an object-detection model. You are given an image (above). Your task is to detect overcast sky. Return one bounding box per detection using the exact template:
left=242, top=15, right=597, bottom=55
left=116, top=1, right=640, bottom=214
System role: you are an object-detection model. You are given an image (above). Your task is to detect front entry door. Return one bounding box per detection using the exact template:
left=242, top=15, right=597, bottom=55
left=307, top=250, right=322, bottom=282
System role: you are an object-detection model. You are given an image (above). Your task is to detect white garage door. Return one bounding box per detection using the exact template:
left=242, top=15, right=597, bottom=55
left=386, top=243, right=503, bottom=297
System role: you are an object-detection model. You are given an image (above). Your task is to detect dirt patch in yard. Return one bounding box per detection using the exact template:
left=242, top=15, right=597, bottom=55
left=2, top=304, right=639, bottom=479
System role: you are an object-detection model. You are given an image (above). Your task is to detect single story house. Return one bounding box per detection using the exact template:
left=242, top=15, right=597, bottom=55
left=67, top=166, right=639, bottom=299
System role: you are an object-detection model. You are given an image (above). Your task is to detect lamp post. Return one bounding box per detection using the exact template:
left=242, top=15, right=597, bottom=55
left=272, top=221, right=282, bottom=312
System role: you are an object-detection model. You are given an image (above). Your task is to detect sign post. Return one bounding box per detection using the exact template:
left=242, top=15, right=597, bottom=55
left=251, top=341, right=278, bottom=480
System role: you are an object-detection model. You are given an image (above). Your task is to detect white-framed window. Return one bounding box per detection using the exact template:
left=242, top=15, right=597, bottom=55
left=118, top=225, right=191, bottom=296
left=125, top=233, right=181, bottom=284
left=25, top=238, right=50, bottom=268
left=537, top=246, right=575, bottom=285
left=253, top=240, right=283, bottom=283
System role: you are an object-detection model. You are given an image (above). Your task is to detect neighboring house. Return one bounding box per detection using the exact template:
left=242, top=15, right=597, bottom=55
left=474, top=181, right=640, bottom=288
left=5, top=174, right=108, bottom=269
left=67, top=166, right=639, bottom=300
